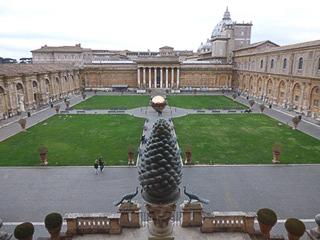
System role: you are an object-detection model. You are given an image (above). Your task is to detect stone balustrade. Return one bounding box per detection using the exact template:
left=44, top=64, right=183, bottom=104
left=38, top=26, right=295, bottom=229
left=201, top=211, right=256, bottom=234
left=64, top=213, right=121, bottom=235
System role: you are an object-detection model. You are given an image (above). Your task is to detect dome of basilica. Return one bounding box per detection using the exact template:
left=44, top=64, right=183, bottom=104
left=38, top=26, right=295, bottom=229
left=211, top=7, right=233, bottom=38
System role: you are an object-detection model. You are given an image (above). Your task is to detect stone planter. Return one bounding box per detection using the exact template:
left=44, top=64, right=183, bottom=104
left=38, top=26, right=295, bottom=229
left=258, top=221, right=273, bottom=234
left=287, top=231, right=303, bottom=240
left=128, top=153, right=134, bottom=165
left=40, top=154, right=48, bottom=166
left=20, top=123, right=26, bottom=132
left=272, top=151, right=281, bottom=163
left=260, top=108, right=264, bottom=113
left=293, top=122, right=298, bottom=130
left=46, top=224, right=62, bottom=239
left=185, top=152, right=192, bottom=165
left=55, top=109, right=59, bottom=114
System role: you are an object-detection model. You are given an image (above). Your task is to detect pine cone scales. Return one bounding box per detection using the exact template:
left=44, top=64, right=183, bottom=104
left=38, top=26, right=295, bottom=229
left=139, top=119, right=182, bottom=204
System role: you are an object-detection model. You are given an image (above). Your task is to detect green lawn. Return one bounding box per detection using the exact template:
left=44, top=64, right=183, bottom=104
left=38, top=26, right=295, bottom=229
left=174, top=114, right=320, bottom=164
left=73, top=95, right=150, bottom=109
left=0, top=115, right=144, bottom=166
left=166, top=95, right=248, bottom=109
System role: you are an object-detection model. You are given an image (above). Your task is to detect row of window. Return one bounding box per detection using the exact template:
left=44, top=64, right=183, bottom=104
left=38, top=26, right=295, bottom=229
left=35, top=54, right=91, bottom=61
left=240, top=57, right=320, bottom=72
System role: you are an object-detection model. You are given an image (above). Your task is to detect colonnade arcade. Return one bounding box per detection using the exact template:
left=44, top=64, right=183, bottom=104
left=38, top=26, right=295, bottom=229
left=137, top=66, right=180, bottom=89
left=238, top=72, right=320, bottom=117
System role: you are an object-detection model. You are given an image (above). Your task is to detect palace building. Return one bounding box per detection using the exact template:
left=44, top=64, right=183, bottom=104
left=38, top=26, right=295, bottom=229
left=0, top=8, right=319, bottom=120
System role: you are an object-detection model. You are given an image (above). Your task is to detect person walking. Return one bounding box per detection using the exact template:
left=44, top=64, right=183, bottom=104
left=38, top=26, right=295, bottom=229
left=99, top=156, right=104, bottom=172
left=94, top=159, right=98, bottom=174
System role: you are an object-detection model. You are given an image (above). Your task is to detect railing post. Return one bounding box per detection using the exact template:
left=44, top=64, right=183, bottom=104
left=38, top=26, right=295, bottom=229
left=64, top=213, right=78, bottom=235
left=201, top=212, right=214, bottom=233
left=109, top=213, right=121, bottom=234
left=244, top=212, right=257, bottom=235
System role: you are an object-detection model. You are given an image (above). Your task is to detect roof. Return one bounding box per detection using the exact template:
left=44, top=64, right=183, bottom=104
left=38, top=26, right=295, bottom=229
left=264, top=39, right=320, bottom=53
left=160, top=46, right=174, bottom=49
left=0, top=64, right=77, bottom=77
left=32, top=45, right=91, bottom=53
left=235, top=40, right=279, bottom=51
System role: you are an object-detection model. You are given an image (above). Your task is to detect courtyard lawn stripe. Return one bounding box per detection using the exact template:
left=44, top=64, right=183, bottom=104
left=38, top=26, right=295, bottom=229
left=0, top=115, right=144, bottom=166
left=73, top=95, right=150, bottom=110
left=173, top=114, right=320, bottom=165
left=166, top=95, right=248, bottom=109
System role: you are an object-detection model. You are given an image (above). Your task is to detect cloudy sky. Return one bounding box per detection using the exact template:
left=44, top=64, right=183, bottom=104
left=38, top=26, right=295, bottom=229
left=1, top=0, right=320, bottom=60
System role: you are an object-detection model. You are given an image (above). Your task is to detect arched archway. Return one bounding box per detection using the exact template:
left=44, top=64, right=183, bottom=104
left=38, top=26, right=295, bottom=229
left=266, top=79, right=273, bottom=99
left=292, top=83, right=301, bottom=108
left=248, top=76, right=254, bottom=95
left=257, top=77, right=263, bottom=96
left=278, top=80, right=286, bottom=104
left=310, top=86, right=320, bottom=117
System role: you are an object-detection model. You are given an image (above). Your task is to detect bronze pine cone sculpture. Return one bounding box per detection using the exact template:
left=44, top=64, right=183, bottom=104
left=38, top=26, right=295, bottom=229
left=139, top=119, right=182, bottom=204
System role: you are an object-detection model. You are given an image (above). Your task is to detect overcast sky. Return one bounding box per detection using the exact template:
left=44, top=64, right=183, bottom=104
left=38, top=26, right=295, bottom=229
left=1, top=0, right=320, bottom=60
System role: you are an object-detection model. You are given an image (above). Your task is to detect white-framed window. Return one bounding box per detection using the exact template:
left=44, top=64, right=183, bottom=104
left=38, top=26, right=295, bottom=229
left=314, top=100, right=319, bottom=107
left=295, top=95, right=299, bottom=101
left=280, top=92, right=284, bottom=97
left=270, top=59, right=274, bottom=69
left=260, top=60, right=264, bottom=69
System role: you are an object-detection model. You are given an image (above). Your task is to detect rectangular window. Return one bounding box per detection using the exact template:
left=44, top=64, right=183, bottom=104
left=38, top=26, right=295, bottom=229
left=295, top=95, right=299, bottom=101
left=269, top=89, right=272, bottom=94
left=314, top=100, right=319, bottom=107
left=83, top=54, right=86, bottom=60
left=259, top=87, right=261, bottom=91
left=280, top=92, right=284, bottom=97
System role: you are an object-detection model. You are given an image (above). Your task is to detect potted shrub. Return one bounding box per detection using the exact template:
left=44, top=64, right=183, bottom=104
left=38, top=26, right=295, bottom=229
left=272, top=142, right=284, bottom=164
left=259, top=104, right=265, bottom=113
left=221, top=89, right=225, bottom=94
left=121, top=89, right=125, bottom=95
left=232, top=93, right=237, bottom=101
left=54, top=105, right=60, bottom=114
left=183, top=144, right=194, bottom=165
left=193, top=89, right=197, bottom=95
left=127, top=145, right=135, bottom=165
left=94, top=89, right=97, bottom=94
left=257, top=208, right=277, bottom=235
left=37, top=145, right=49, bottom=165
left=82, top=93, right=86, bottom=100
left=292, top=116, right=301, bottom=130
left=285, top=218, right=306, bottom=240
left=14, top=222, right=34, bottom=240
left=248, top=99, right=255, bottom=108
left=45, top=212, right=63, bottom=238
left=65, top=101, right=70, bottom=108
left=18, top=118, right=27, bottom=132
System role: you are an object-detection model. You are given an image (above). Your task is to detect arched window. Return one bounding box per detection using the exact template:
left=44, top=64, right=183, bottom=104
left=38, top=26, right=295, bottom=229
left=283, top=58, right=287, bottom=69
left=0, top=86, right=4, bottom=94
left=16, top=83, right=23, bottom=90
left=270, top=59, right=274, bottom=69
left=260, top=60, right=264, bottom=69
left=298, top=57, right=303, bottom=70
left=32, top=81, right=38, bottom=87
left=45, top=79, right=50, bottom=85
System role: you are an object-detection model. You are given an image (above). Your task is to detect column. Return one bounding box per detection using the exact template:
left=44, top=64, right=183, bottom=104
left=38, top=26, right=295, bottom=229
left=160, top=68, right=163, bottom=88
left=171, top=68, right=174, bottom=88
left=166, top=68, right=168, bottom=88
left=177, top=69, right=180, bottom=88
left=214, top=75, right=216, bottom=87
left=154, top=68, right=157, bottom=88
left=298, top=82, right=305, bottom=111
left=226, top=75, right=229, bottom=88
left=143, top=68, right=146, bottom=87
left=137, top=68, right=140, bottom=87
left=148, top=68, right=151, bottom=88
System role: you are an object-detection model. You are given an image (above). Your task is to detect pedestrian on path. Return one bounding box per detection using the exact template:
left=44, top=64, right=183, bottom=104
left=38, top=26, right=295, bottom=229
left=94, top=159, right=98, bottom=174
left=99, top=156, right=104, bottom=172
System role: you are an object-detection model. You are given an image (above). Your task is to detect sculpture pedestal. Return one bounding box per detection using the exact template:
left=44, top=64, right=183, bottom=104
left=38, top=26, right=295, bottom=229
left=145, top=202, right=176, bottom=237
left=180, top=201, right=203, bottom=227
left=118, top=201, right=141, bottom=228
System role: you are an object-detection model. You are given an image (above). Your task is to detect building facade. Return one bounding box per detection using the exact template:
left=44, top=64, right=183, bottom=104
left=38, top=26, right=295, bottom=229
left=1, top=8, right=320, bottom=120
left=0, top=64, right=80, bottom=118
